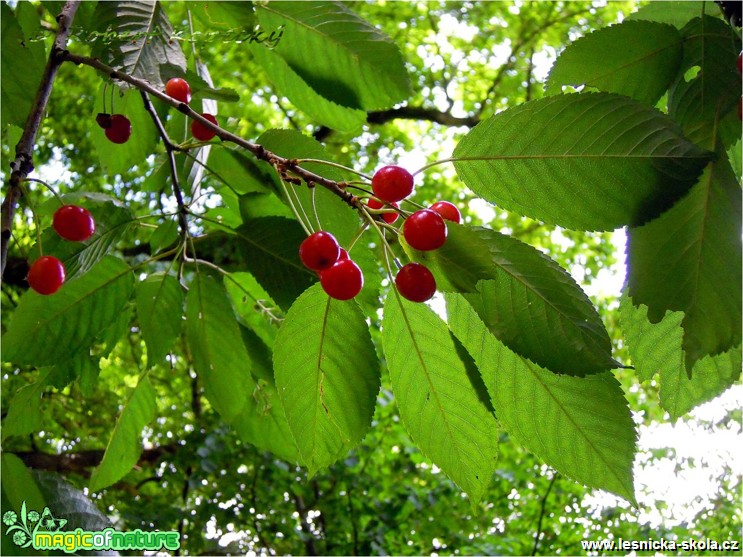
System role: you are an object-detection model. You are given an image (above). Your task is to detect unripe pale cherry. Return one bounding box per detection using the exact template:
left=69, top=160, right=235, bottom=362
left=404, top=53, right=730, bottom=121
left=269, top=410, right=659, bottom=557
left=320, top=259, right=364, bottom=300
left=403, top=209, right=447, bottom=251
left=395, top=262, right=436, bottom=303
left=371, top=165, right=414, bottom=202
left=53, top=205, right=95, bottom=242
left=430, top=200, right=461, bottom=224
left=27, top=255, right=66, bottom=295
left=299, top=231, right=341, bottom=271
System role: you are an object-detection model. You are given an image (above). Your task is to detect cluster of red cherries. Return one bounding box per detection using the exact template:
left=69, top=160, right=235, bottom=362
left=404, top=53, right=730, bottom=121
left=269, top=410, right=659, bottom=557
left=94, top=77, right=220, bottom=144
left=27, top=205, right=96, bottom=295
left=28, top=77, right=219, bottom=294
left=299, top=165, right=460, bottom=303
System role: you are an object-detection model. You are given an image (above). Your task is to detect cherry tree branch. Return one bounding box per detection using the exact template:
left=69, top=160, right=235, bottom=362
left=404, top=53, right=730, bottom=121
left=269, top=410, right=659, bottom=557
left=62, top=52, right=362, bottom=211
left=1, top=1, right=81, bottom=278
left=139, top=90, right=190, bottom=237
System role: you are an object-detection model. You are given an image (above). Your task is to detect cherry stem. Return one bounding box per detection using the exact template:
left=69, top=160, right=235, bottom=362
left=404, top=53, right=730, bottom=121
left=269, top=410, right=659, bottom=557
left=293, top=158, right=372, bottom=181
left=310, top=187, right=322, bottom=231
left=22, top=178, right=65, bottom=206
left=278, top=177, right=312, bottom=235
left=411, top=157, right=458, bottom=176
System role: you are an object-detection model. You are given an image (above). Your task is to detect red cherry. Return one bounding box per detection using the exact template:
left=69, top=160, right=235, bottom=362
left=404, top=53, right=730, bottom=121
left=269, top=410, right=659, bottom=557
left=165, top=78, right=191, bottom=104
left=104, top=114, right=131, bottom=144
left=371, top=166, right=414, bottom=202
left=299, top=231, right=340, bottom=271
left=320, top=259, right=363, bottom=300
left=338, top=248, right=349, bottom=260
left=191, top=113, right=218, bottom=141
left=96, top=113, right=112, bottom=129
left=367, top=198, right=399, bottom=224
left=27, top=255, right=66, bottom=295
left=403, top=209, right=447, bottom=251
left=738, top=51, right=742, bottom=75
left=430, top=201, right=461, bottom=224
left=395, top=263, right=436, bottom=303
left=53, top=205, right=95, bottom=242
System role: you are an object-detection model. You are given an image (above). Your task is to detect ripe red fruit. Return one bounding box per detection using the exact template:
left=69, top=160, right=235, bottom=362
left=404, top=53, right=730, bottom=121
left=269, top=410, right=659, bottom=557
left=27, top=255, right=66, bottom=295
left=320, top=259, right=364, bottom=300
left=53, top=205, right=95, bottom=242
left=403, top=209, right=447, bottom=251
left=299, top=231, right=341, bottom=271
left=191, top=113, right=218, bottom=141
left=338, top=248, right=349, bottom=260
left=371, top=165, right=414, bottom=202
left=104, top=114, right=131, bottom=144
left=738, top=51, right=742, bottom=74
left=367, top=198, right=399, bottom=224
left=165, top=77, right=191, bottom=104
left=430, top=200, right=461, bottom=224
left=395, top=263, right=436, bottom=303
left=96, top=113, right=112, bottom=129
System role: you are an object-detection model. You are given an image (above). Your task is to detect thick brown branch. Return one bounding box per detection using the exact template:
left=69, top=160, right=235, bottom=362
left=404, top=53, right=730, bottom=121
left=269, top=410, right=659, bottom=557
left=1, top=1, right=81, bottom=278
left=314, top=106, right=480, bottom=142
left=13, top=444, right=178, bottom=476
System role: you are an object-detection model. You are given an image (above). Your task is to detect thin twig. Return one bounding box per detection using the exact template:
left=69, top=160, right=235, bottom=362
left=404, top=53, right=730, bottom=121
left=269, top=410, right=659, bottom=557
left=531, top=474, right=558, bottom=556
left=1, top=0, right=81, bottom=277
left=139, top=90, right=190, bottom=238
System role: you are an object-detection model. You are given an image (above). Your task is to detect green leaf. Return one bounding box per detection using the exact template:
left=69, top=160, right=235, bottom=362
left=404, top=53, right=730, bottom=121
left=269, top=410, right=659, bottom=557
left=89, top=376, right=157, bottom=492
left=668, top=16, right=741, bottom=149
left=191, top=1, right=256, bottom=29
left=250, top=43, right=366, bottom=132
left=446, top=293, right=637, bottom=504
left=627, top=156, right=742, bottom=370
left=452, top=92, right=712, bottom=231
left=2, top=256, right=134, bottom=367
left=626, top=2, right=704, bottom=28
left=208, top=147, right=279, bottom=195
left=97, top=303, right=133, bottom=359
left=256, top=1, right=410, bottom=111
left=257, top=130, right=361, bottom=245
left=2, top=370, right=51, bottom=441
left=34, top=471, right=114, bottom=532
left=49, top=352, right=99, bottom=390
left=619, top=296, right=742, bottom=420
left=185, top=273, right=254, bottom=422
left=233, top=217, right=316, bottom=311
left=1, top=2, right=45, bottom=128
left=546, top=20, right=682, bottom=105
left=412, top=224, right=617, bottom=376
left=224, top=272, right=280, bottom=349
left=231, top=327, right=300, bottom=463
left=91, top=0, right=186, bottom=90
left=382, top=290, right=498, bottom=503
left=136, top=273, right=185, bottom=367
left=273, top=284, right=379, bottom=474
left=2, top=454, right=46, bottom=516
left=149, top=219, right=179, bottom=252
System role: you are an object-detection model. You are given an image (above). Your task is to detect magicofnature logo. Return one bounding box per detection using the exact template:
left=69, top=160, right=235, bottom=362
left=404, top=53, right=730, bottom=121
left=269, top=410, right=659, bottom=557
left=3, top=501, right=180, bottom=553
